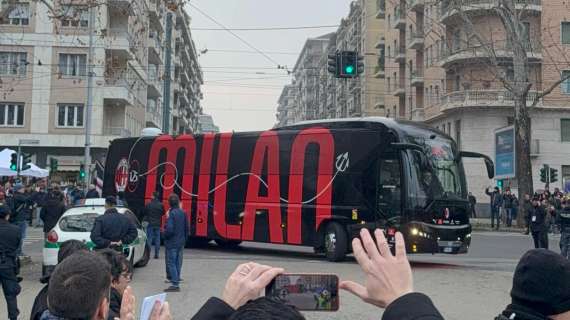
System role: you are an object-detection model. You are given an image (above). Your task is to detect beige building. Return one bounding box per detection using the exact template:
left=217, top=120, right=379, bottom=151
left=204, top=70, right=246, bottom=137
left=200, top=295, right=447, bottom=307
left=276, top=0, right=386, bottom=125
left=0, top=0, right=202, bottom=175
left=385, top=0, right=570, bottom=201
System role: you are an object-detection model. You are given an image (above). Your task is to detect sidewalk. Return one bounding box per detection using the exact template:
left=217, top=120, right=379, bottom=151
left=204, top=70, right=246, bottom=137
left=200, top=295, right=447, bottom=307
left=471, top=218, right=526, bottom=233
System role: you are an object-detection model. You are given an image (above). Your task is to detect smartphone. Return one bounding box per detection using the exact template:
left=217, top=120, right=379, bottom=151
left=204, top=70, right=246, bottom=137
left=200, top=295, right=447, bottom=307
left=265, top=273, right=339, bottom=311
left=140, top=293, right=167, bottom=320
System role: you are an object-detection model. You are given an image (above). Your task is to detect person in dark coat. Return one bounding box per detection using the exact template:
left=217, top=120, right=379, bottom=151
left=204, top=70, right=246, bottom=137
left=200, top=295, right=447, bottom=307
left=527, top=197, right=548, bottom=249
left=85, top=185, right=100, bottom=199
left=97, top=249, right=132, bottom=320
left=495, top=249, right=570, bottom=320
left=40, top=189, right=66, bottom=235
left=486, top=186, right=503, bottom=230
left=11, top=183, right=32, bottom=256
left=90, top=196, right=137, bottom=250
left=163, top=194, right=188, bottom=292
left=557, top=200, right=570, bottom=259
left=143, top=192, right=165, bottom=259
left=468, top=192, right=477, bottom=218
left=0, top=204, right=22, bottom=320
left=30, top=240, right=88, bottom=320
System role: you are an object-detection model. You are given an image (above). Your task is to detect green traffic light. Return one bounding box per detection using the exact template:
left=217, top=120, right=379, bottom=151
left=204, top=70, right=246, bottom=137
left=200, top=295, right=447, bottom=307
left=345, top=65, right=355, bottom=74
left=10, top=164, right=17, bottom=171
left=80, top=172, right=85, bottom=178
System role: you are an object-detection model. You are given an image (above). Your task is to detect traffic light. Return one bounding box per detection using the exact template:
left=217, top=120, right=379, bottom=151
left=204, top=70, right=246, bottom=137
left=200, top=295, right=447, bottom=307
left=327, top=53, right=339, bottom=77
left=340, top=51, right=358, bottom=78
left=550, top=168, right=559, bottom=183
left=9, top=152, right=17, bottom=171
left=497, top=179, right=503, bottom=189
left=79, top=163, right=86, bottom=180
left=21, top=153, right=32, bottom=171
left=357, top=55, right=365, bottom=75
left=50, top=158, right=58, bottom=172
left=540, top=167, right=547, bottom=183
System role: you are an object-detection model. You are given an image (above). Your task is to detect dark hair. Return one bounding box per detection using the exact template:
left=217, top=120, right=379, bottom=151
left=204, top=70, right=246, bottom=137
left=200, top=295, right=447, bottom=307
left=98, top=249, right=132, bottom=282
left=0, top=204, right=11, bottom=219
left=48, top=251, right=111, bottom=319
left=168, top=193, right=180, bottom=208
left=228, top=297, right=305, bottom=320
left=105, top=196, right=117, bottom=206
left=57, top=240, right=89, bottom=264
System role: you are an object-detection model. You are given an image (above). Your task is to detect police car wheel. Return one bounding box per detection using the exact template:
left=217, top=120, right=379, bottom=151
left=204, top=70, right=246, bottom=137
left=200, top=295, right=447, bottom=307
left=324, top=222, right=348, bottom=262
left=134, top=244, right=150, bottom=268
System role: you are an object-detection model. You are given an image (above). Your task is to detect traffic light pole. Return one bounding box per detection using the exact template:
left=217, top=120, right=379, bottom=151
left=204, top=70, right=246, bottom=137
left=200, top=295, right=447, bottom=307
left=83, top=2, right=95, bottom=187
left=16, top=142, right=21, bottom=177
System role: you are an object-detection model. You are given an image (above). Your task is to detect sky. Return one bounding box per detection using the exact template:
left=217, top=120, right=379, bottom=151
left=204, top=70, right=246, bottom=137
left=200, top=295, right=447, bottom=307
left=185, top=0, right=352, bottom=132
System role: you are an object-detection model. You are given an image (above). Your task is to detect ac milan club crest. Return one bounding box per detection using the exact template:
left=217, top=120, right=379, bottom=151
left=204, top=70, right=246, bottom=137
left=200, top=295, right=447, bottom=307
left=114, top=158, right=129, bottom=192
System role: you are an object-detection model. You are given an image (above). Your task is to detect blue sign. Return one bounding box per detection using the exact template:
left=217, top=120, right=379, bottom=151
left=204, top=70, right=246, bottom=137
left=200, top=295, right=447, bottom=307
left=495, top=126, right=515, bottom=178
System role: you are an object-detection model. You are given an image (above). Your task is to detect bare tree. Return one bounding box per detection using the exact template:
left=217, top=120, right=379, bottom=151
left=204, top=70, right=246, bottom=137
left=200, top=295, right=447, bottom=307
left=438, top=0, right=570, bottom=226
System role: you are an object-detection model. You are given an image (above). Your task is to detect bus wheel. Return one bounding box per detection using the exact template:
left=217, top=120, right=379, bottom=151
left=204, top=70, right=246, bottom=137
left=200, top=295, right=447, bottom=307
left=185, top=237, right=211, bottom=248
left=324, top=222, right=348, bottom=262
left=215, top=239, right=242, bottom=249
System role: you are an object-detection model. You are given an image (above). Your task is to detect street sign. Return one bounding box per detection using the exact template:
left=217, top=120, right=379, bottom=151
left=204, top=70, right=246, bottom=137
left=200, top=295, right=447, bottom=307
left=494, top=126, right=515, bottom=179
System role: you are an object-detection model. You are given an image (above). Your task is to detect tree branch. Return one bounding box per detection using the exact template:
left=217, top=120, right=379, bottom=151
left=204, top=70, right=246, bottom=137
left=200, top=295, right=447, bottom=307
left=532, top=72, right=570, bottom=107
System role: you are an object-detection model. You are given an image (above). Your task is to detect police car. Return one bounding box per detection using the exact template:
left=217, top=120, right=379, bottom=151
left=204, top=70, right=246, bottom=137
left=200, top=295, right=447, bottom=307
left=42, top=198, right=150, bottom=277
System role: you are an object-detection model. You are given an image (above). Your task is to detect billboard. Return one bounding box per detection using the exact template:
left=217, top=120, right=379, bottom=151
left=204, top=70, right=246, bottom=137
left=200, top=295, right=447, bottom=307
left=495, top=126, right=515, bottom=179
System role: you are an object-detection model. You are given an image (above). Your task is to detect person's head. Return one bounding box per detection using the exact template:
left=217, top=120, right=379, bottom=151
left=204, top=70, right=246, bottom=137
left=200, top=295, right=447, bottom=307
left=228, top=297, right=305, bottom=320
left=494, top=187, right=500, bottom=192
left=48, top=251, right=112, bottom=320
left=524, top=193, right=531, bottom=200
left=532, top=197, right=540, bottom=207
left=510, top=249, right=570, bottom=319
left=13, top=183, right=24, bottom=193
left=89, top=184, right=96, bottom=191
left=98, top=249, right=132, bottom=296
left=0, top=204, right=10, bottom=221
left=468, top=192, right=472, bottom=196
left=168, top=193, right=180, bottom=208
left=57, top=240, right=89, bottom=264
left=105, top=196, right=117, bottom=209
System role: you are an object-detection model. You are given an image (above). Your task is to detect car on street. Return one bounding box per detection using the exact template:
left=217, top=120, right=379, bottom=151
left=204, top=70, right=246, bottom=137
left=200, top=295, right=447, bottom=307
left=42, top=198, right=150, bottom=277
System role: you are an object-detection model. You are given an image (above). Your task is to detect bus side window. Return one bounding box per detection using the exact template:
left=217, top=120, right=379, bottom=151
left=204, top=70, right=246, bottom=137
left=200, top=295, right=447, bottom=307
left=377, top=157, right=402, bottom=217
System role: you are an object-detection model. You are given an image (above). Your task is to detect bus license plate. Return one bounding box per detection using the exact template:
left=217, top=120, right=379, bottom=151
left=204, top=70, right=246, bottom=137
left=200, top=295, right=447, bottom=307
left=444, top=247, right=453, bottom=253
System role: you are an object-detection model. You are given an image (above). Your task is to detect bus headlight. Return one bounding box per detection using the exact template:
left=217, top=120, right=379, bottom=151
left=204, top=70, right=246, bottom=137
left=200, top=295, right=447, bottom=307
left=411, top=228, right=419, bottom=236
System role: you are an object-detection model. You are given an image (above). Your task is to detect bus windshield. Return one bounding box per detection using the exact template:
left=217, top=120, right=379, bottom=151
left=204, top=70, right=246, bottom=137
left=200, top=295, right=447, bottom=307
left=408, top=136, right=464, bottom=206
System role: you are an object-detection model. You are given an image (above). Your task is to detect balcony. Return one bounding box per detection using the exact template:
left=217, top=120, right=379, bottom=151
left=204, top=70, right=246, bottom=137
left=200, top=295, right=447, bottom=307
left=393, top=49, right=406, bottom=64
left=147, top=65, right=162, bottom=98
left=409, top=0, right=424, bottom=12
left=392, top=84, right=406, bottom=97
left=104, top=126, right=132, bottom=137
left=407, top=31, right=424, bottom=50
left=148, top=32, right=163, bottom=64
left=106, top=28, right=134, bottom=59
left=374, top=65, right=385, bottom=78
left=411, top=70, right=424, bottom=86
left=393, top=7, right=406, bottom=30
left=440, top=40, right=542, bottom=68
left=439, top=89, right=542, bottom=112
left=375, top=37, right=385, bottom=49
left=375, top=0, right=385, bottom=18
left=104, top=75, right=136, bottom=106
left=440, top=0, right=541, bottom=24
left=374, top=96, right=385, bottom=109
left=108, top=0, right=135, bottom=15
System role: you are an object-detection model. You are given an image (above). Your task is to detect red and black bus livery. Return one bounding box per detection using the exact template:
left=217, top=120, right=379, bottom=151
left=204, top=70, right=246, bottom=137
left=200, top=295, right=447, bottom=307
left=103, top=117, right=494, bottom=261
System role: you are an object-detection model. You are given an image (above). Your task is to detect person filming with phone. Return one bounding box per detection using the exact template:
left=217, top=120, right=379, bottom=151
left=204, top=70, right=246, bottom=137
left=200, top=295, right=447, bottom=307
left=192, top=228, right=443, bottom=320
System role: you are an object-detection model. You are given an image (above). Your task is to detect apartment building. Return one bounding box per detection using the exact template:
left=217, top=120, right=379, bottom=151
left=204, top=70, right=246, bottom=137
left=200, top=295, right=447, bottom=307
left=276, top=0, right=386, bottom=126
left=197, top=114, right=219, bottom=133
left=0, top=0, right=203, bottom=175
left=385, top=0, right=570, bottom=200
left=276, top=84, right=297, bottom=127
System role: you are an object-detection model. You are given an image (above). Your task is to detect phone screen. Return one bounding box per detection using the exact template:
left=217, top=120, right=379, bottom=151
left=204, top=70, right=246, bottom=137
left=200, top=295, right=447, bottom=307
left=265, top=273, right=339, bottom=311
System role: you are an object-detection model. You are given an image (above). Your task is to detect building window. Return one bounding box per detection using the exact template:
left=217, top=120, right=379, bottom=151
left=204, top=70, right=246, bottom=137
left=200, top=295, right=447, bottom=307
left=455, top=120, right=461, bottom=148
left=562, top=22, right=570, bottom=45
left=562, top=165, right=570, bottom=192
left=435, top=85, right=440, bottom=103
left=562, top=70, right=570, bottom=94
left=0, top=4, right=30, bottom=25
left=58, top=53, right=86, bottom=77
left=61, top=6, right=89, bottom=28
left=562, top=119, right=570, bottom=142
left=0, top=103, right=24, bottom=127
left=0, top=52, right=27, bottom=76
left=57, top=104, right=84, bottom=128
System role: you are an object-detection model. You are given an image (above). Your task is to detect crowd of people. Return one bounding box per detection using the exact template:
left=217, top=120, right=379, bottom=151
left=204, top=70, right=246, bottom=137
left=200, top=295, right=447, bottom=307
left=1, top=181, right=570, bottom=319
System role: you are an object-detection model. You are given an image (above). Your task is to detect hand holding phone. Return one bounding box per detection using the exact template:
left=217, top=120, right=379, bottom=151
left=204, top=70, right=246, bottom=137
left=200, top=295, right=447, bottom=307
left=265, top=274, right=340, bottom=311
left=140, top=293, right=167, bottom=320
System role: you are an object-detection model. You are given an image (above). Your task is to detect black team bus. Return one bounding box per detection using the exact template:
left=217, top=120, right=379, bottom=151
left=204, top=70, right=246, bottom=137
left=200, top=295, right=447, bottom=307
left=103, top=117, right=494, bottom=261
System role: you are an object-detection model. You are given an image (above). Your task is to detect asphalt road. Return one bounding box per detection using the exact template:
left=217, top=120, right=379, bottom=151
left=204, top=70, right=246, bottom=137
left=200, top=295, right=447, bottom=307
left=5, top=227, right=562, bottom=320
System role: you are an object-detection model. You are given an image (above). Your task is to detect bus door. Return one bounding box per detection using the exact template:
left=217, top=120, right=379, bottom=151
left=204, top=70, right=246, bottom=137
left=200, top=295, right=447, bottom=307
left=376, top=154, right=402, bottom=222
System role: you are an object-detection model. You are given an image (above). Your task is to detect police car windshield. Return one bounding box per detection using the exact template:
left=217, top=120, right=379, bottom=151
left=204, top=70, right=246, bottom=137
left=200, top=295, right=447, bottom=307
left=59, top=212, right=99, bottom=232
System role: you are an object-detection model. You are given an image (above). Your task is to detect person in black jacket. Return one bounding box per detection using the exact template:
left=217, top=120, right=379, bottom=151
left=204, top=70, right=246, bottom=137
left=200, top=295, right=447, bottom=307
left=97, top=248, right=132, bottom=320
left=90, top=196, right=138, bottom=250
left=40, top=188, right=66, bottom=235
left=527, top=197, right=549, bottom=249
left=85, top=185, right=100, bottom=199
left=163, top=194, right=188, bottom=292
left=0, top=204, right=22, bottom=320
left=30, top=239, right=88, bottom=320
left=495, top=249, right=570, bottom=320
left=192, top=229, right=444, bottom=320
left=486, top=186, right=503, bottom=230
left=143, top=192, right=165, bottom=259
left=11, top=183, right=32, bottom=256
left=557, top=200, right=570, bottom=259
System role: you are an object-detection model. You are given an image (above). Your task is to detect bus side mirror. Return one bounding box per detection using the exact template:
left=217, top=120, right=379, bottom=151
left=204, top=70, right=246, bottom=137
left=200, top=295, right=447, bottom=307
left=459, top=151, right=495, bottom=179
